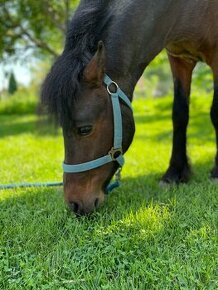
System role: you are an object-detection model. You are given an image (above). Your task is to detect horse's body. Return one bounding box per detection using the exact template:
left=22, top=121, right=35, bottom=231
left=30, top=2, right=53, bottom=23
left=42, top=0, right=218, bottom=215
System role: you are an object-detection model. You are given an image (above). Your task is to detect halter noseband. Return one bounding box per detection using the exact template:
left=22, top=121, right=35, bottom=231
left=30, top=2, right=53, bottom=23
left=62, top=74, right=132, bottom=186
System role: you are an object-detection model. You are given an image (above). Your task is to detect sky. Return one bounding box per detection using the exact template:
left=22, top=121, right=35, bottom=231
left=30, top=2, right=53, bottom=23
left=0, top=63, right=32, bottom=91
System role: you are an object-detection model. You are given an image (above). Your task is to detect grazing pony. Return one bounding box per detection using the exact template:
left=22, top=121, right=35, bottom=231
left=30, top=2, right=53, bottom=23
left=42, top=0, right=218, bottom=215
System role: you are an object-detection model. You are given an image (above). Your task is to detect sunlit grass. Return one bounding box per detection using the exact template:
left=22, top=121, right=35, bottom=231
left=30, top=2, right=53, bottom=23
left=0, top=93, right=217, bottom=289
left=0, top=115, right=63, bottom=184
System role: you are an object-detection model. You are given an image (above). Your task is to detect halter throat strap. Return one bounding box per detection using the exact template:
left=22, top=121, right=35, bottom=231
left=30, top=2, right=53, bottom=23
left=62, top=74, right=132, bottom=173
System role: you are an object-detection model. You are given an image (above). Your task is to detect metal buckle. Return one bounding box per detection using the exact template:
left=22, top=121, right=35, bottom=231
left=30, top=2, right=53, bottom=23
left=108, top=147, right=123, bottom=160
left=107, top=81, right=119, bottom=95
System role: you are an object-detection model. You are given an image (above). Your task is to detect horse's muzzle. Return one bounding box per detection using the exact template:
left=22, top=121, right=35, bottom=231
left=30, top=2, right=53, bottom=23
left=66, top=192, right=105, bottom=216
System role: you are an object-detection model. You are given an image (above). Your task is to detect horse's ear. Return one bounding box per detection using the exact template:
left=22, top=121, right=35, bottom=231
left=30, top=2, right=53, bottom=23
left=83, top=41, right=105, bottom=86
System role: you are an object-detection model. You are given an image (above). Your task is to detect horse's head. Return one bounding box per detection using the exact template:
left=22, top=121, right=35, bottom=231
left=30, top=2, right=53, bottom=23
left=42, top=42, right=135, bottom=215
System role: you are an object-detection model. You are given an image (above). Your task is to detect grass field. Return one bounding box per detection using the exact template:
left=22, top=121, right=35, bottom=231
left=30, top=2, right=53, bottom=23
left=0, top=92, right=217, bottom=289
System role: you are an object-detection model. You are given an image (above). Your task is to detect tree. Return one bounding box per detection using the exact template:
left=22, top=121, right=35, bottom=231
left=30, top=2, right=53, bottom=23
left=0, top=0, right=79, bottom=62
left=8, top=71, right=17, bottom=95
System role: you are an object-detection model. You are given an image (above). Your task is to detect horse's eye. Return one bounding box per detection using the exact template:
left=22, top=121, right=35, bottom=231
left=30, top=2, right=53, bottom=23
left=77, top=126, right=93, bottom=136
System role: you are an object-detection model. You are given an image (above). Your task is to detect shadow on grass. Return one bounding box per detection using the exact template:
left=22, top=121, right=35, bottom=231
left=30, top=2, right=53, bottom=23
left=0, top=157, right=216, bottom=225
left=0, top=116, right=60, bottom=138
left=0, top=155, right=217, bottom=290
left=134, top=113, right=171, bottom=124
left=1, top=160, right=216, bottom=290
left=135, top=111, right=215, bottom=143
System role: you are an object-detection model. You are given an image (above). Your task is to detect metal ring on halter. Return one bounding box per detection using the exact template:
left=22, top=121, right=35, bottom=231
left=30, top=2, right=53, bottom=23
left=108, top=147, right=123, bottom=161
left=107, top=81, right=119, bottom=95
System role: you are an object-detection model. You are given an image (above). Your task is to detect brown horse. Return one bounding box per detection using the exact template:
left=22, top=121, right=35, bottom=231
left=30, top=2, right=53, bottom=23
left=42, top=0, right=218, bottom=215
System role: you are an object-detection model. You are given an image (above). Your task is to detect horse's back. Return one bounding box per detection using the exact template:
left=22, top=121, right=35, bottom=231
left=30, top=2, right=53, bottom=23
left=166, top=0, right=218, bottom=65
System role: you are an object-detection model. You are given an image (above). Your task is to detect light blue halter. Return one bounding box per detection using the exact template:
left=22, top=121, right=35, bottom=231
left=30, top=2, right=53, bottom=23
left=62, top=74, right=132, bottom=191
left=0, top=75, right=132, bottom=193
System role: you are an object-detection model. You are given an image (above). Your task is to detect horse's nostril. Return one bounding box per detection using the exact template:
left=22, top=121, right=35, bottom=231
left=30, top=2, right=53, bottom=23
left=69, top=201, right=79, bottom=213
left=94, top=198, right=99, bottom=208
left=69, top=198, right=99, bottom=215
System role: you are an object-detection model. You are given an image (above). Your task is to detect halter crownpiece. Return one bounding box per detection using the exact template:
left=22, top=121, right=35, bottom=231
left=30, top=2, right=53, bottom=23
left=62, top=74, right=132, bottom=190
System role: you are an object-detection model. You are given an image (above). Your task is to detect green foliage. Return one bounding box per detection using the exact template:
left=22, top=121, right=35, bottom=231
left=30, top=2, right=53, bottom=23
left=0, top=0, right=79, bottom=61
left=145, top=51, right=172, bottom=97
left=0, top=91, right=217, bottom=289
left=139, top=52, right=213, bottom=98
left=8, top=72, right=17, bottom=95
left=193, top=63, right=213, bottom=93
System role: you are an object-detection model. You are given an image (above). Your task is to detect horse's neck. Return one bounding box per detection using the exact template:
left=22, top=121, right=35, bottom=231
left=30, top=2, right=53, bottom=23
left=105, top=0, right=181, bottom=97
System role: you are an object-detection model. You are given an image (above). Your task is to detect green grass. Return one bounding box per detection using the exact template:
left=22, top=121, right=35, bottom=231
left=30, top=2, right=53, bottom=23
left=0, top=93, right=217, bottom=290
left=0, top=89, right=37, bottom=115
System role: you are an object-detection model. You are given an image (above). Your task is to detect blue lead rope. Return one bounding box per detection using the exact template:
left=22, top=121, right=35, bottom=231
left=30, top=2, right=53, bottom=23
left=106, top=181, right=120, bottom=193
left=0, top=182, right=63, bottom=190
left=0, top=180, right=119, bottom=193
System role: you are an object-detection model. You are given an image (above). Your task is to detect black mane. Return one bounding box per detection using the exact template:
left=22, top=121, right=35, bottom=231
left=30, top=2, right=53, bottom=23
left=41, top=0, right=112, bottom=127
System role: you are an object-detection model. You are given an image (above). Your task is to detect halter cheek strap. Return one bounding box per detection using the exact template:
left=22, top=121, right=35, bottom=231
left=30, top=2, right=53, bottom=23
left=62, top=74, right=132, bottom=179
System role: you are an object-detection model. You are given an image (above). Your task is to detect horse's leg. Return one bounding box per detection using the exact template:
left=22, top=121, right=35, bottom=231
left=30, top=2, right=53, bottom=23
left=161, top=54, right=196, bottom=183
left=210, top=59, right=218, bottom=179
